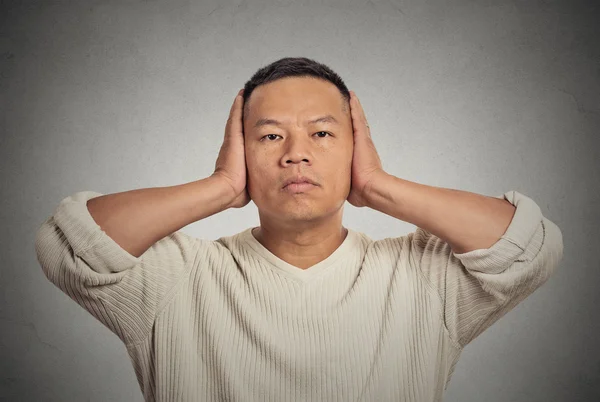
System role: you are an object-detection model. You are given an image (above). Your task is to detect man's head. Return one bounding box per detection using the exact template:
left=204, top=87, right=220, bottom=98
left=240, top=57, right=354, bottom=226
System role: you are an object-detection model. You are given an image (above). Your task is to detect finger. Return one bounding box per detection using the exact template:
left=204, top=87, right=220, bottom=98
left=229, top=89, right=244, bottom=116
left=349, top=91, right=365, bottom=126
left=349, top=91, right=371, bottom=138
left=226, top=89, right=245, bottom=137
left=350, top=90, right=369, bottom=125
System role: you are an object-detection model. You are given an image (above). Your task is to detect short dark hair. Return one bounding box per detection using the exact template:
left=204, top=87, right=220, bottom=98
left=241, top=57, right=350, bottom=122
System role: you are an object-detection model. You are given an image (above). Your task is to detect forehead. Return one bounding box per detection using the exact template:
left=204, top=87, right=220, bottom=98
left=245, top=77, right=345, bottom=126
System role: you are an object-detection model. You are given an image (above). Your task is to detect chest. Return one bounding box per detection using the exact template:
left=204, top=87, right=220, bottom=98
left=165, top=263, right=447, bottom=370
left=149, top=265, right=455, bottom=401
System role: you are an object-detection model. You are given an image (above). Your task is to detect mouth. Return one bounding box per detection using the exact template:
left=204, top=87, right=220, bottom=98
left=282, top=176, right=319, bottom=189
left=283, top=182, right=317, bottom=193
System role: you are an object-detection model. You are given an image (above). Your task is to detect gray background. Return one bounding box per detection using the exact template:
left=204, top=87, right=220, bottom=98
left=2, top=0, right=598, bottom=401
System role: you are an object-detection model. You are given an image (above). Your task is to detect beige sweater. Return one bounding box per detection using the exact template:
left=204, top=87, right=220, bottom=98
left=34, top=189, right=563, bottom=402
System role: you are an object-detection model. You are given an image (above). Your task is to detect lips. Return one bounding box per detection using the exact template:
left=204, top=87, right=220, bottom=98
left=282, top=176, right=318, bottom=188
left=284, top=182, right=316, bottom=193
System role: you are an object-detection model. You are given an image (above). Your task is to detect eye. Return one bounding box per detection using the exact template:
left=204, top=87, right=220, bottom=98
left=260, top=134, right=281, bottom=141
left=260, top=132, right=332, bottom=141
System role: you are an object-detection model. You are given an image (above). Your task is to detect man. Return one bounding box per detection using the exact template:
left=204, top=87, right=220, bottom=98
left=35, top=57, right=564, bottom=402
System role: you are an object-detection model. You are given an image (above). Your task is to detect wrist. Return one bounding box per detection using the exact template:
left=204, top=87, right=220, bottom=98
left=363, top=170, right=393, bottom=208
left=209, top=174, right=241, bottom=207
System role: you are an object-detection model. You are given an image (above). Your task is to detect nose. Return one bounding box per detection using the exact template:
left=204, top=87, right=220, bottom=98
left=280, top=135, right=312, bottom=166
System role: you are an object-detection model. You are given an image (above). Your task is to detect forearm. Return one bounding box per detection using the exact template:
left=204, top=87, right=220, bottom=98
left=366, top=172, right=516, bottom=254
left=86, top=175, right=234, bottom=258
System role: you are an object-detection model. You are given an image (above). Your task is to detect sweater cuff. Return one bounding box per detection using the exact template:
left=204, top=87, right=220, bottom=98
left=452, top=190, right=543, bottom=274
left=53, top=191, right=141, bottom=274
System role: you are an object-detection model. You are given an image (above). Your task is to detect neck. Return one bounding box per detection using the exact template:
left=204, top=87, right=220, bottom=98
left=252, top=216, right=348, bottom=270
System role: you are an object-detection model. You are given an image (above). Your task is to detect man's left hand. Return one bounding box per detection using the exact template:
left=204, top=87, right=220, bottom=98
left=346, top=90, right=386, bottom=208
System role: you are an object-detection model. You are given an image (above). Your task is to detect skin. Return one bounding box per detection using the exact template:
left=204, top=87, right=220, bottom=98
left=243, top=77, right=355, bottom=270
left=216, top=78, right=516, bottom=267
left=213, top=76, right=383, bottom=270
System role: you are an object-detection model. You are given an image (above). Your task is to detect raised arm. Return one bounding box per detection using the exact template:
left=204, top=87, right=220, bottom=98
left=377, top=186, right=563, bottom=347
left=86, top=175, right=233, bottom=258
left=34, top=89, right=249, bottom=346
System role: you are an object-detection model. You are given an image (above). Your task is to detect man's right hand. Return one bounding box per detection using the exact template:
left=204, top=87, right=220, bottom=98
left=211, top=89, right=251, bottom=209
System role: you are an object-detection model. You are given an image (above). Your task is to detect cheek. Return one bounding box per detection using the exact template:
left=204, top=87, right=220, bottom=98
left=245, top=148, right=272, bottom=194
left=326, top=152, right=352, bottom=190
left=244, top=145, right=260, bottom=170
left=336, top=144, right=353, bottom=169
left=340, top=148, right=354, bottom=183
left=246, top=148, right=268, bottom=175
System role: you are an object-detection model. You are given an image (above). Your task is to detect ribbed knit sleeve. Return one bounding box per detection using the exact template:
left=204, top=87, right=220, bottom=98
left=34, top=191, right=201, bottom=346
left=408, top=190, right=564, bottom=348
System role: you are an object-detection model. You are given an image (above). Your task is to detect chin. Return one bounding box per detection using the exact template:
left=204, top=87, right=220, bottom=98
left=269, top=204, right=320, bottom=220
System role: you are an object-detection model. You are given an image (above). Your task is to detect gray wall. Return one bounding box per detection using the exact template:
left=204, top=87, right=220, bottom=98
left=2, top=0, right=598, bottom=400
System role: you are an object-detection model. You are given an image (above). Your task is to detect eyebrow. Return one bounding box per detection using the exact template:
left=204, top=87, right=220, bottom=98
left=253, top=114, right=340, bottom=129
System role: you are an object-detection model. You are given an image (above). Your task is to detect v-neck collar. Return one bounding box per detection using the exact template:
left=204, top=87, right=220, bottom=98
left=239, top=226, right=358, bottom=283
